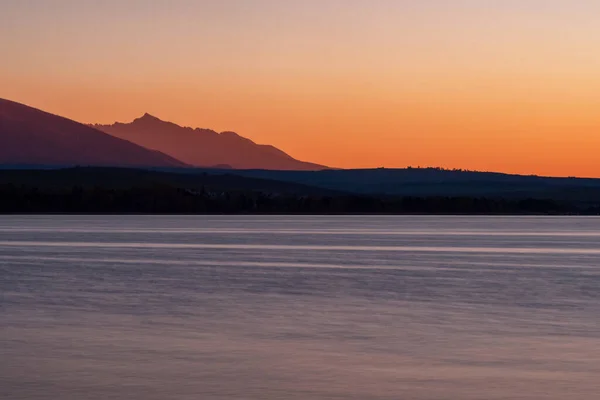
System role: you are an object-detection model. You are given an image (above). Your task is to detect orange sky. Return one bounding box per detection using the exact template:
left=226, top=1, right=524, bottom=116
left=2, top=1, right=599, bottom=177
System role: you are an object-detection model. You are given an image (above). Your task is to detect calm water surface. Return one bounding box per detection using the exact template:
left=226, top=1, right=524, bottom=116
left=1, top=215, right=599, bottom=399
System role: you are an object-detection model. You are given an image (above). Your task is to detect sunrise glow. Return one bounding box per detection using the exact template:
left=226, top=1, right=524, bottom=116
left=2, top=0, right=599, bottom=176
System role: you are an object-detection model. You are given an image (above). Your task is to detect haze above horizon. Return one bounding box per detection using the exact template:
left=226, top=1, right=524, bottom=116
left=2, top=1, right=599, bottom=177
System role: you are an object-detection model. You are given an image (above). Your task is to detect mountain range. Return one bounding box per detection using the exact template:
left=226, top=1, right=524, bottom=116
left=2, top=97, right=600, bottom=206
left=0, top=98, right=327, bottom=170
left=92, top=114, right=326, bottom=170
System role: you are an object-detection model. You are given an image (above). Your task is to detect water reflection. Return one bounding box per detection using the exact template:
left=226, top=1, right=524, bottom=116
left=1, top=216, right=599, bottom=399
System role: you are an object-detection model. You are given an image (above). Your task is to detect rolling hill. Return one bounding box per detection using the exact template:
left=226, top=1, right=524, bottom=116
left=191, top=167, right=600, bottom=202
left=0, top=167, right=337, bottom=195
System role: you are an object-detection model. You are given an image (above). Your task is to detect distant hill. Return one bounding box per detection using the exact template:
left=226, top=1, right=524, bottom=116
left=190, top=167, right=600, bottom=203
left=0, top=167, right=339, bottom=196
left=0, top=99, right=187, bottom=168
left=92, top=114, right=328, bottom=170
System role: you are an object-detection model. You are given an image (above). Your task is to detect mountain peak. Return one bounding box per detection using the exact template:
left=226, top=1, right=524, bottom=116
left=136, top=113, right=162, bottom=123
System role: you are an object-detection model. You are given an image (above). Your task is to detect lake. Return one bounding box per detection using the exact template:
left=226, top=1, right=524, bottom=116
left=1, top=215, right=599, bottom=399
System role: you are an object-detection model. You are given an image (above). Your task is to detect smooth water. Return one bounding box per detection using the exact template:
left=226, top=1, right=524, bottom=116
left=1, top=215, right=599, bottom=399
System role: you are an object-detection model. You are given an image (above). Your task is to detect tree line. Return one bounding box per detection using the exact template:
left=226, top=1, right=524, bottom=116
left=1, top=184, right=597, bottom=215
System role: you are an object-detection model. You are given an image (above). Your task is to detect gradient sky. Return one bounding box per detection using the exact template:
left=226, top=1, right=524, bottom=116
left=2, top=0, right=600, bottom=176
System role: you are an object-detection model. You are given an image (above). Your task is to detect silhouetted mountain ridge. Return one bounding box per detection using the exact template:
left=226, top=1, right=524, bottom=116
left=92, top=114, right=328, bottom=170
left=0, top=99, right=186, bottom=168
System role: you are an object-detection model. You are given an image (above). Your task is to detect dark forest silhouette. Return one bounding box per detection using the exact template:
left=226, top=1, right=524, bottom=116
left=1, top=168, right=597, bottom=215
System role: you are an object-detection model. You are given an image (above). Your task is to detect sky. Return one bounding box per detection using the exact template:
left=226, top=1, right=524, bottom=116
left=2, top=0, right=600, bottom=176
